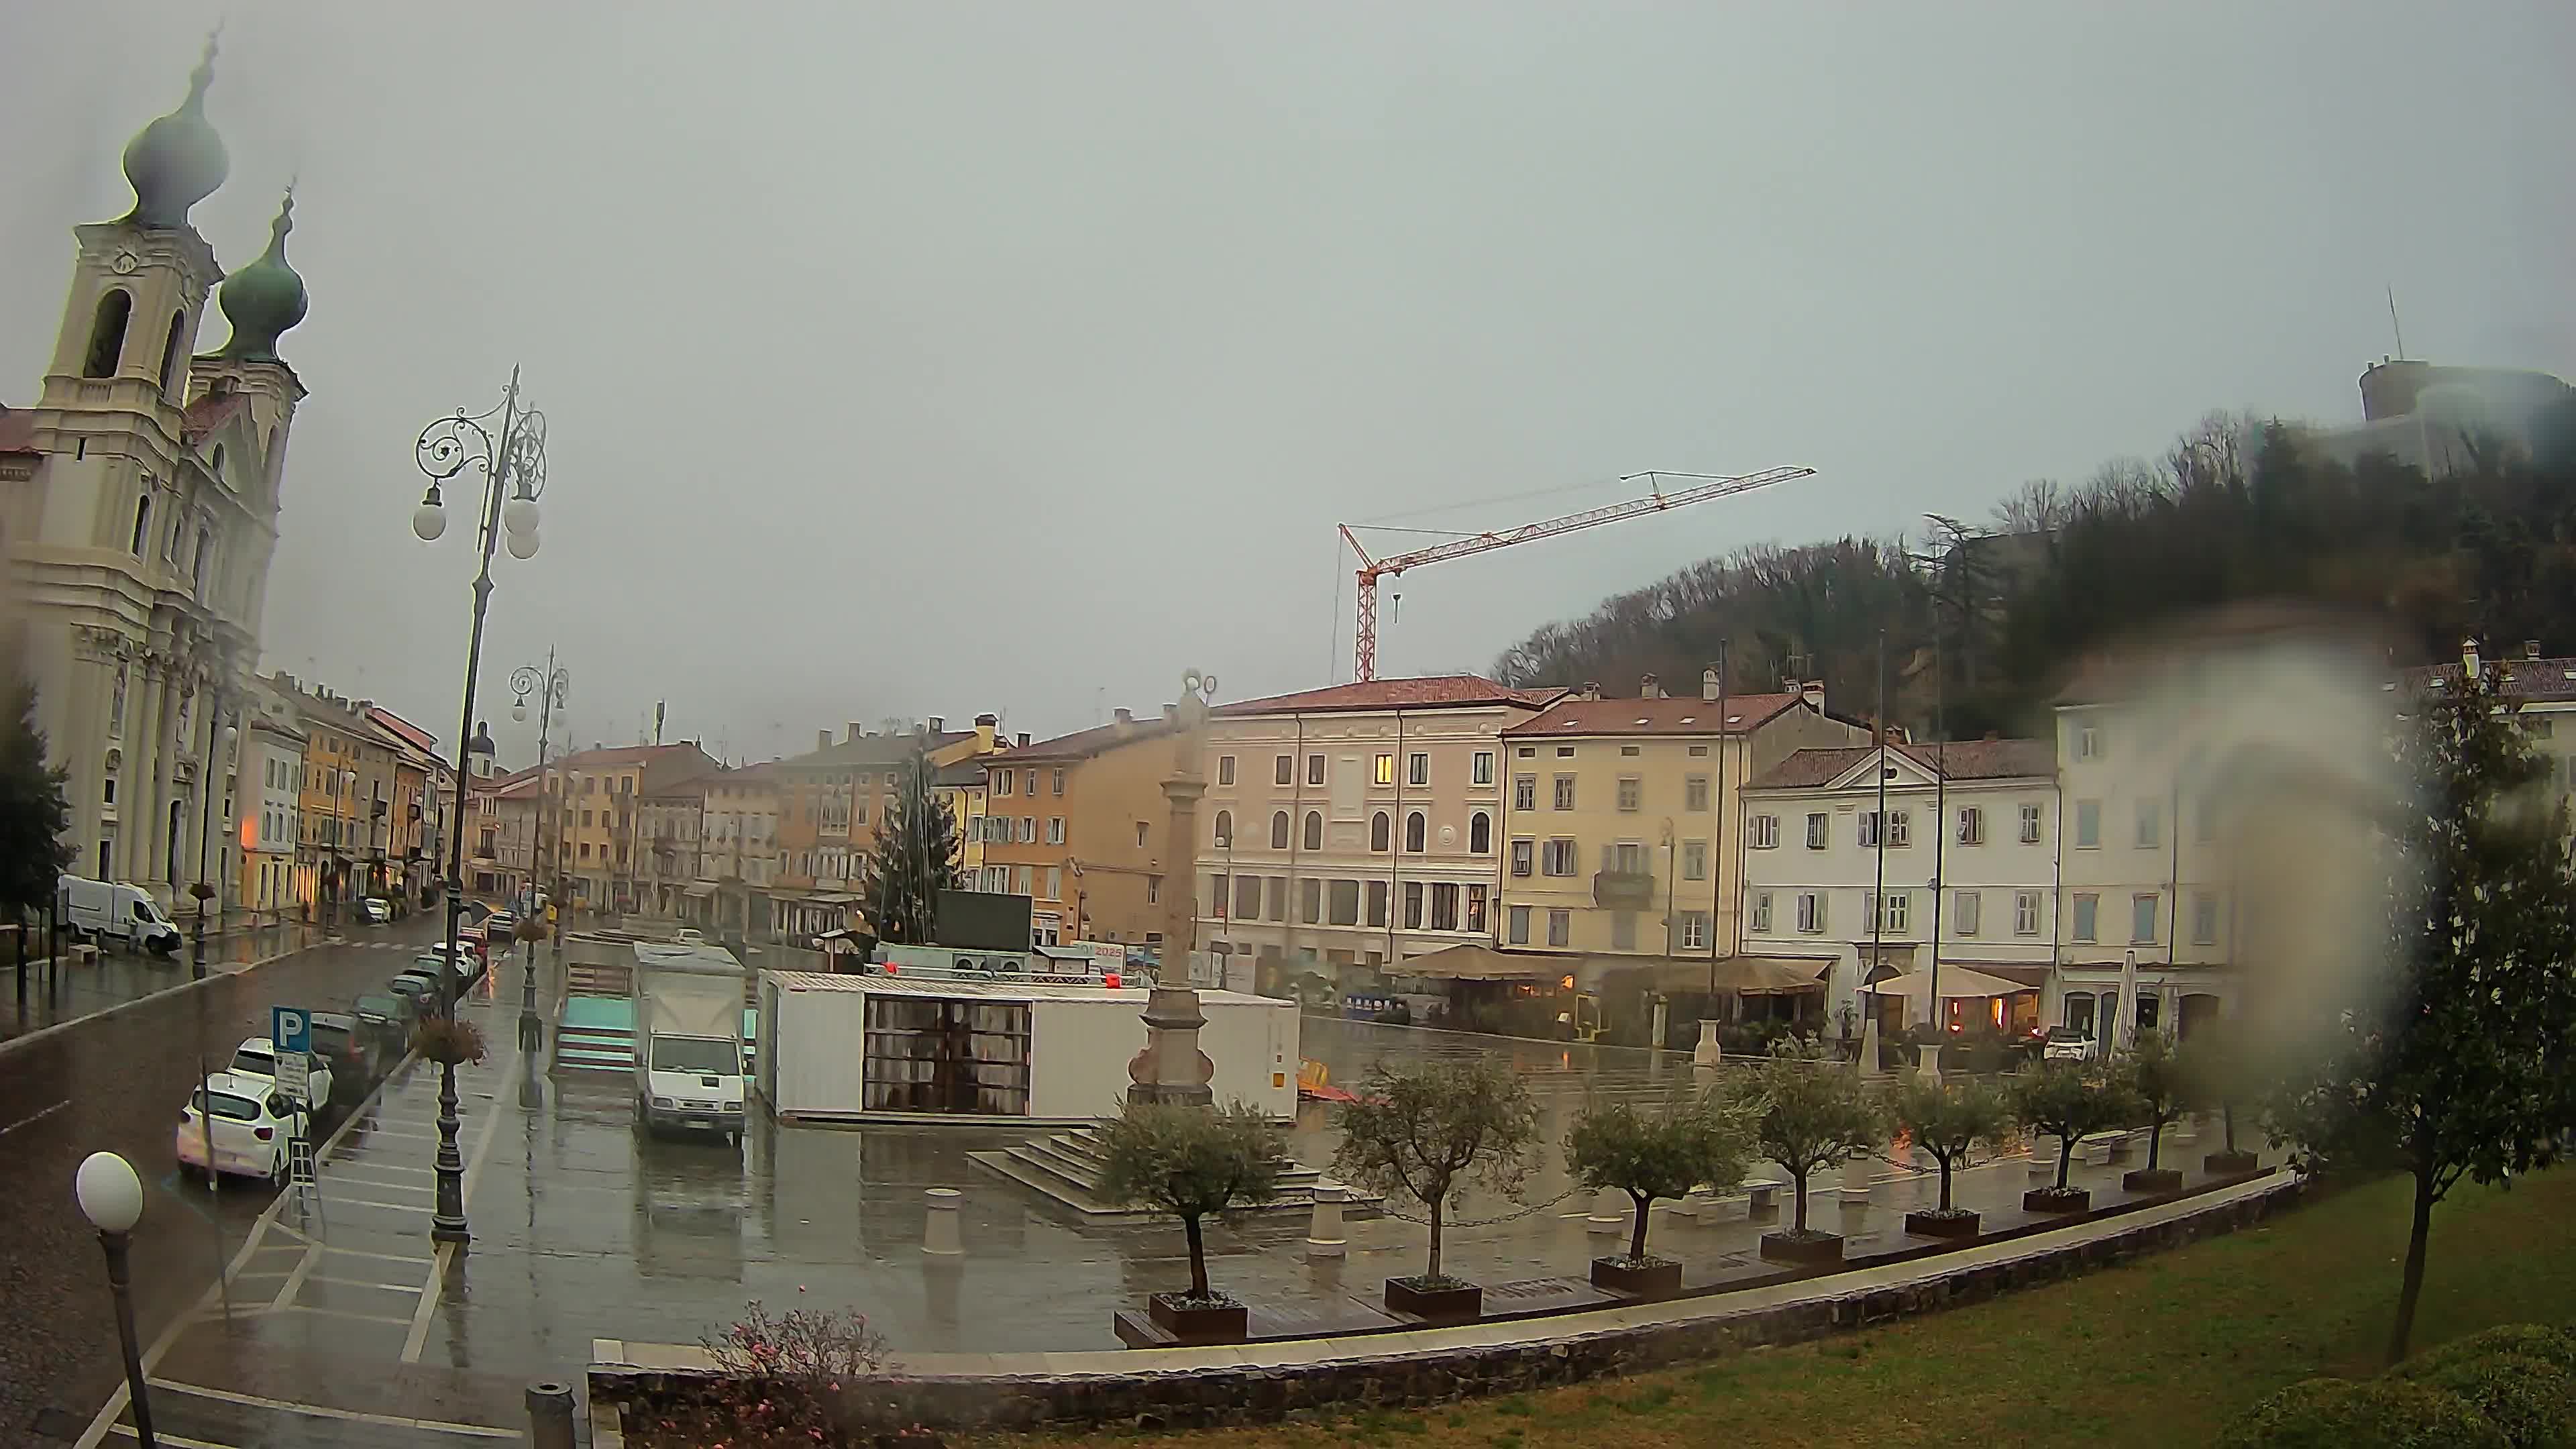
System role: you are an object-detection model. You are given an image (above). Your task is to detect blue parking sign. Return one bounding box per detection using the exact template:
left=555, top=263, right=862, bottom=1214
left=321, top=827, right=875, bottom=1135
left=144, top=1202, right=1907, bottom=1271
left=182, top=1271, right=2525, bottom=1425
left=272, top=1005, right=310, bottom=1056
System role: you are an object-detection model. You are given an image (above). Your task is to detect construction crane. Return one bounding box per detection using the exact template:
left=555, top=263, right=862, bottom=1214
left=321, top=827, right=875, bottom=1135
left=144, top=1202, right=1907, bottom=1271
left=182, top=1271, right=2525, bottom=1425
left=1338, top=466, right=1815, bottom=682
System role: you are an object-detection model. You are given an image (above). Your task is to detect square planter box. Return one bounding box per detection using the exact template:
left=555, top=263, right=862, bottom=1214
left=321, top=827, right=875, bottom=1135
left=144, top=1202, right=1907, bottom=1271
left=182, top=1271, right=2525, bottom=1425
left=1758, top=1230, right=1845, bottom=1267
left=1589, top=1255, right=1684, bottom=1299
left=2023, top=1187, right=2092, bottom=1216
left=1146, top=1293, right=1247, bottom=1344
left=1904, top=1208, right=1982, bottom=1239
left=2122, top=1167, right=2184, bottom=1194
left=2204, top=1149, right=2261, bottom=1176
left=1384, top=1277, right=1482, bottom=1323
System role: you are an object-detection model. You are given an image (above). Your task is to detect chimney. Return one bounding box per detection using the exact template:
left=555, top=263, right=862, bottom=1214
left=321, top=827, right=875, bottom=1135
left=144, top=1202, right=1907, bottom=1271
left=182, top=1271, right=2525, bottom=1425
left=2463, top=637, right=2482, bottom=678
left=1640, top=673, right=1662, bottom=699
left=1580, top=680, right=1602, bottom=701
left=846, top=722, right=862, bottom=743
left=1162, top=703, right=1180, bottom=723
left=1113, top=707, right=1134, bottom=734
left=1702, top=667, right=1721, bottom=702
left=928, top=716, right=945, bottom=733
left=816, top=729, right=831, bottom=753
left=975, top=714, right=998, bottom=750
left=1015, top=731, right=1031, bottom=748
left=1800, top=680, right=1827, bottom=712
left=2526, top=640, right=2543, bottom=661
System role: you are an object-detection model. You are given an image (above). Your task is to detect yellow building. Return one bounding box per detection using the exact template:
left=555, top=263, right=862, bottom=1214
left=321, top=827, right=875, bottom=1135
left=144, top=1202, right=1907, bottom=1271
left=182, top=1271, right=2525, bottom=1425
left=282, top=683, right=400, bottom=916
left=1495, top=672, right=1866, bottom=977
left=766, top=715, right=1003, bottom=939
left=976, top=709, right=1178, bottom=946
left=547, top=743, right=719, bottom=916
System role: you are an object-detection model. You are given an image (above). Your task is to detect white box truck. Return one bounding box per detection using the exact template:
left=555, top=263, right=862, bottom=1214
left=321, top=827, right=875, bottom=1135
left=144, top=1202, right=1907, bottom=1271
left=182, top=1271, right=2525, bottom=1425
left=632, top=943, right=748, bottom=1144
left=58, top=875, right=181, bottom=953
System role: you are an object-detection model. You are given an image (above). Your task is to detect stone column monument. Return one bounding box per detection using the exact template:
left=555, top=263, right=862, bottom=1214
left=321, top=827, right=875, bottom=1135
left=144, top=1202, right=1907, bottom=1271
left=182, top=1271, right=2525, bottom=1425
left=1128, top=669, right=1219, bottom=1108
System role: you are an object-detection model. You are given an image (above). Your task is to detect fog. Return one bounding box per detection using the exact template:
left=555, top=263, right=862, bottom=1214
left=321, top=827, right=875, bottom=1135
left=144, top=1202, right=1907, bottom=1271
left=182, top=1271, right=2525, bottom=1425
left=4, top=2, right=2570, bottom=763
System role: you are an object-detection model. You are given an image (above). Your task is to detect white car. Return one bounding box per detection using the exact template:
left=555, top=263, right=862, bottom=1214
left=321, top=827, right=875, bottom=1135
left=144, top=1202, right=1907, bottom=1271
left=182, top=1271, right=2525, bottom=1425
left=2041, top=1026, right=2096, bottom=1062
left=228, top=1034, right=333, bottom=1113
left=177, top=1071, right=305, bottom=1183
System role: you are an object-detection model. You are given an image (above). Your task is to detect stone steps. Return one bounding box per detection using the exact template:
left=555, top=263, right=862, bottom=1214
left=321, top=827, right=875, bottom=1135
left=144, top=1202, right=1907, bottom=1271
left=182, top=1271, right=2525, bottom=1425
left=968, top=1126, right=1375, bottom=1223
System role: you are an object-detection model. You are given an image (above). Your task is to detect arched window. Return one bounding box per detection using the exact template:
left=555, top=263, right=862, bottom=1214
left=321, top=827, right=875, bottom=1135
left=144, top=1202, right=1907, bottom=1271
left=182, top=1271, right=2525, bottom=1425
left=1405, top=811, right=1427, bottom=853
left=1470, top=811, right=1492, bottom=854
left=128, top=494, right=152, bottom=555
left=193, top=527, right=211, bottom=583
left=210, top=443, right=225, bottom=479
left=1370, top=812, right=1391, bottom=853
left=1302, top=810, right=1322, bottom=851
left=157, top=310, right=187, bottom=394
left=1212, top=810, right=1232, bottom=848
left=1270, top=811, right=1290, bottom=850
left=85, top=290, right=133, bottom=378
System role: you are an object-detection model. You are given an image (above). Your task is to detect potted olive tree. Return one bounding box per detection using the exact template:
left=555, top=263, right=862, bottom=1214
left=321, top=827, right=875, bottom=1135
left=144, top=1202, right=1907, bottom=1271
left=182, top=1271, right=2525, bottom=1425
left=1884, top=1074, right=2012, bottom=1238
left=2176, top=1022, right=2261, bottom=1176
left=2117, top=1029, right=2192, bottom=1194
left=2010, top=1059, right=2137, bottom=1214
left=1749, top=1038, right=1885, bottom=1266
left=1565, top=1087, right=1754, bottom=1299
left=1332, top=1059, right=1538, bottom=1322
left=1096, top=1099, right=1283, bottom=1343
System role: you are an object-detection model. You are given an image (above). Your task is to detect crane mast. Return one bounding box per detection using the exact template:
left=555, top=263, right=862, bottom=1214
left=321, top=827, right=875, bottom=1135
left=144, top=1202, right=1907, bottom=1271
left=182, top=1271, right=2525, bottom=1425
left=1340, top=466, right=1814, bottom=682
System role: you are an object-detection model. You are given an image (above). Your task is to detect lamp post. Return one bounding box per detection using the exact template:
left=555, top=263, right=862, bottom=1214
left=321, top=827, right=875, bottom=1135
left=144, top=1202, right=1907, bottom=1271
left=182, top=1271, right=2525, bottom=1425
left=411, top=368, right=549, bottom=1246
left=1127, top=669, right=1218, bottom=1108
left=191, top=709, right=237, bottom=981
left=76, top=1150, right=156, bottom=1448
left=511, top=655, right=567, bottom=1050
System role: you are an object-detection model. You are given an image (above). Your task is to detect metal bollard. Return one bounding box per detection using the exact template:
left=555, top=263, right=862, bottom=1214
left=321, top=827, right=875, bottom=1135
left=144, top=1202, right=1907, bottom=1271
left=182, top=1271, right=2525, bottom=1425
left=526, top=1381, right=576, bottom=1449
left=922, top=1187, right=964, bottom=1255
left=1304, top=1183, right=1347, bottom=1258
left=1585, top=1186, right=1626, bottom=1234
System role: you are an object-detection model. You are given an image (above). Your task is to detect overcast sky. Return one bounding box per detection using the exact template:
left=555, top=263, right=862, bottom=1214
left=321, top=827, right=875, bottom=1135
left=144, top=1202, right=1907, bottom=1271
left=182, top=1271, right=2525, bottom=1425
left=6, top=3, right=2570, bottom=765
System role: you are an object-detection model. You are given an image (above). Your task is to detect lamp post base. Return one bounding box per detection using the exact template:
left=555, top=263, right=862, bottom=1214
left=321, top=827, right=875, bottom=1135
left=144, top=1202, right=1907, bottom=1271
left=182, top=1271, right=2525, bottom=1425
left=432, top=1060, right=471, bottom=1244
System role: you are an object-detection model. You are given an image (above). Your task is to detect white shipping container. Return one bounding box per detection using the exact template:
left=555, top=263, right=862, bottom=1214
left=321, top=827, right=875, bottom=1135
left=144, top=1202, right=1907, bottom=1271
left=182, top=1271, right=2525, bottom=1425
left=756, top=971, right=1297, bottom=1124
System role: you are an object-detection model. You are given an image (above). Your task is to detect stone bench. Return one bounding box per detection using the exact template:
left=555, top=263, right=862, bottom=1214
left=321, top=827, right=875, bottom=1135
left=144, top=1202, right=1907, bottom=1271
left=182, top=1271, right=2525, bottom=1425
left=1661, top=1174, right=1790, bottom=1222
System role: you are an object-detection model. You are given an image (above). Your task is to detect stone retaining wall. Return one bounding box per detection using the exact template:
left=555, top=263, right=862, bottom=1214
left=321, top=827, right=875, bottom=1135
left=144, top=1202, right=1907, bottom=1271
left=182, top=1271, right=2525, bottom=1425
left=591, top=1174, right=2307, bottom=1438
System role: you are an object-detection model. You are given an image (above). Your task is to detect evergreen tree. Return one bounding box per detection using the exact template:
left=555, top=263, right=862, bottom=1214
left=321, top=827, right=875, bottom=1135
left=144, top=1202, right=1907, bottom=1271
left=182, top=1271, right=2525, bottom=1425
left=0, top=662, right=74, bottom=918
left=859, top=736, right=961, bottom=945
left=2267, top=658, right=2576, bottom=1364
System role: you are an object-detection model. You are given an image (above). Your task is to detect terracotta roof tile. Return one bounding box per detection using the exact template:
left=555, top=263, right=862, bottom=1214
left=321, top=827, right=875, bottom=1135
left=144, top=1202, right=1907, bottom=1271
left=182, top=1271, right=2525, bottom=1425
left=0, top=405, right=35, bottom=455
left=1006, top=717, right=1179, bottom=760
left=1215, top=675, right=1562, bottom=717
left=180, top=391, right=246, bottom=445
left=1749, top=737, right=2055, bottom=790
left=1501, top=693, right=1803, bottom=739
left=2400, top=656, right=2576, bottom=704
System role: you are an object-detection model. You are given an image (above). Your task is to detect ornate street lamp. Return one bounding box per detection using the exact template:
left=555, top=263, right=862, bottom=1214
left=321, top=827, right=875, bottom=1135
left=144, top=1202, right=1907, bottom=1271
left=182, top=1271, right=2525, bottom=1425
left=76, top=1151, right=156, bottom=1447
left=511, top=653, right=568, bottom=1049
left=409, top=368, right=548, bottom=1246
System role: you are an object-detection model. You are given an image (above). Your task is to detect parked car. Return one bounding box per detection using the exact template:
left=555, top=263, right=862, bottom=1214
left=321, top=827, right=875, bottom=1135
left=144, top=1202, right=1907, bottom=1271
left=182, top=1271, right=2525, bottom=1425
left=228, top=1034, right=333, bottom=1113
left=177, top=1071, right=305, bottom=1183
left=387, top=971, right=441, bottom=1014
left=360, top=896, right=394, bottom=925
left=350, top=991, right=416, bottom=1063
left=2041, top=1026, right=2095, bottom=1062
left=307, top=1012, right=375, bottom=1104
left=418, top=946, right=482, bottom=991
left=484, top=911, right=519, bottom=945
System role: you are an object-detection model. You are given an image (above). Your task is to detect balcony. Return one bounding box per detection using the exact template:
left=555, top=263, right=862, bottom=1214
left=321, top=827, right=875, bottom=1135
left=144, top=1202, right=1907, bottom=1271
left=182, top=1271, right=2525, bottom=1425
left=1593, top=870, right=1656, bottom=908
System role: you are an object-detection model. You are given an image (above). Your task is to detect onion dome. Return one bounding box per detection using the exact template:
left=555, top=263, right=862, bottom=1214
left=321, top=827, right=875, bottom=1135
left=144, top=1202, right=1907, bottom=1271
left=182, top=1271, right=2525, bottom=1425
left=121, top=32, right=229, bottom=229
left=218, top=190, right=308, bottom=363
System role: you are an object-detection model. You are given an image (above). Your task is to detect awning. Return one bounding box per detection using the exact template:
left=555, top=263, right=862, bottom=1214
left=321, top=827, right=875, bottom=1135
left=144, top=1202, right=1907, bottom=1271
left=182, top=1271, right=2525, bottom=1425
left=1864, top=965, right=2035, bottom=999
left=1710, top=955, right=1835, bottom=994
left=1589, top=955, right=1831, bottom=995
left=1401, top=943, right=1560, bottom=981
left=683, top=883, right=715, bottom=897
left=1949, top=961, right=2050, bottom=988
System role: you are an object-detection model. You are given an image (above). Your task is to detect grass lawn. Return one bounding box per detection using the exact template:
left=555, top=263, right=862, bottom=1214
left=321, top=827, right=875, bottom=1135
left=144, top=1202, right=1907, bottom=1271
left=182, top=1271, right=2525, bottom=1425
left=972, top=1169, right=2576, bottom=1449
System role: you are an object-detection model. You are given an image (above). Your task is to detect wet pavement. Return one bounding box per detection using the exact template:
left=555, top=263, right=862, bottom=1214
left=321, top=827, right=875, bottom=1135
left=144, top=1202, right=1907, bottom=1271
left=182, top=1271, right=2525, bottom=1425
left=71, top=996, right=2275, bottom=1446
left=1, top=916, right=323, bottom=1040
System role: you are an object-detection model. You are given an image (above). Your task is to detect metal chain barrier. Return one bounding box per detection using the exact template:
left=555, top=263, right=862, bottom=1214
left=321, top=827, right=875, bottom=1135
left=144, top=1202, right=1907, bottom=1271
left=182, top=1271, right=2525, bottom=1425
left=1368, top=1184, right=1586, bottom=1229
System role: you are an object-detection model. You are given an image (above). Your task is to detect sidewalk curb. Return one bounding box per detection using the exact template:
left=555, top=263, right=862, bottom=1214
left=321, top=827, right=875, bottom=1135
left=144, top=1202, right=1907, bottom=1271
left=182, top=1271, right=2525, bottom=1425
left=0, top=932, right=322, bottom=1064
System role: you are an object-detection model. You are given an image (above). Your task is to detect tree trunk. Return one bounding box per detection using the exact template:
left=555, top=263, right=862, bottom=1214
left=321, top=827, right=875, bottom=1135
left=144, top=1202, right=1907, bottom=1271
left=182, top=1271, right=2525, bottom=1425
left=1426, top=1197, right=1445, bottom=1282
left=1183, top=1214, right=1210, bottom=1299
left=2222, top=1099, right=2237, bottom=1155
left=2056, top=1136, right=2076, bottom=1190
left=2147, top=1117, right=2163, bottom=1171
left=2387, top=1166, right=2437, bottom=1366
left=1792, top=1171, right=1810, bottom=1232
left=1629, top=1192, right=1651, bottom=1260
left=1937, top=1153, right=1955, bottom=1212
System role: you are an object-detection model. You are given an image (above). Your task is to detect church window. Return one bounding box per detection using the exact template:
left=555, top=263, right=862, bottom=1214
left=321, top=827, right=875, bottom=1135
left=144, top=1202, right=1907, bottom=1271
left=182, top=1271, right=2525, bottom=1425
left=85, top=290, right=132, bottom=378
left=129, top=494, right=152, bottom=555
left=157, top=311, right=187, bottom=395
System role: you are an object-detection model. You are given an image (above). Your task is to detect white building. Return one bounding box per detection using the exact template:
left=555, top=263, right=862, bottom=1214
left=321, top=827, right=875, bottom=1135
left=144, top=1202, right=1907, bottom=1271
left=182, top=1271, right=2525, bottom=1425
left=1739, top=738, right=2059, bottom=1037
left=1, top=45, right=308, bottom=907
left=237, top=675, right=304, bottom=912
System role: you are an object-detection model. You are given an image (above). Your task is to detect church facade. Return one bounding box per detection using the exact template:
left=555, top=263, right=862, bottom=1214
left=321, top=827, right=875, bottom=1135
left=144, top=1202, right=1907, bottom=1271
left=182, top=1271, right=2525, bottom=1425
left=1, top=37, right=312, bottom=907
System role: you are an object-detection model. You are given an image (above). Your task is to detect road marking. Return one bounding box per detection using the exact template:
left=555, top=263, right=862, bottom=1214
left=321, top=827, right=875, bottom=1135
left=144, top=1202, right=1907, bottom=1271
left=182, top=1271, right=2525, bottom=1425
left=110, top=1426, right=239, bottom=1448
left=0, top=1098, right=70, bottom=1136
left=278, top=1303, right=417, bottom=1327
left=399, top=1236, right=458, bottom=1363
left=321, top=1244, right=434, bottom=1265
left=321, top=1194, right=431, bottom=1214
left=310, top=1273, right=422, bottom=1293
left=268, top=1242, right=320, bottom=1311
left=400, top=1019, right=520, bottom=1365
left=144, top=1380, right=519, bottom=1438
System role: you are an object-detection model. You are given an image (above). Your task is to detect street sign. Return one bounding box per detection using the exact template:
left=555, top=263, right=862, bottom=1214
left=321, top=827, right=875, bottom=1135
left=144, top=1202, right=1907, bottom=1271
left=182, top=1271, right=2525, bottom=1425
left=272, top=1006, right=311, bottom=1097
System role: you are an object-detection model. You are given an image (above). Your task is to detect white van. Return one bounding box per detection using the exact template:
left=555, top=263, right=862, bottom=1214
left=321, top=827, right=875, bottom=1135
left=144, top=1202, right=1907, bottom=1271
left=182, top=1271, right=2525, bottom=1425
left=58, top=875, right=182, bottom=953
